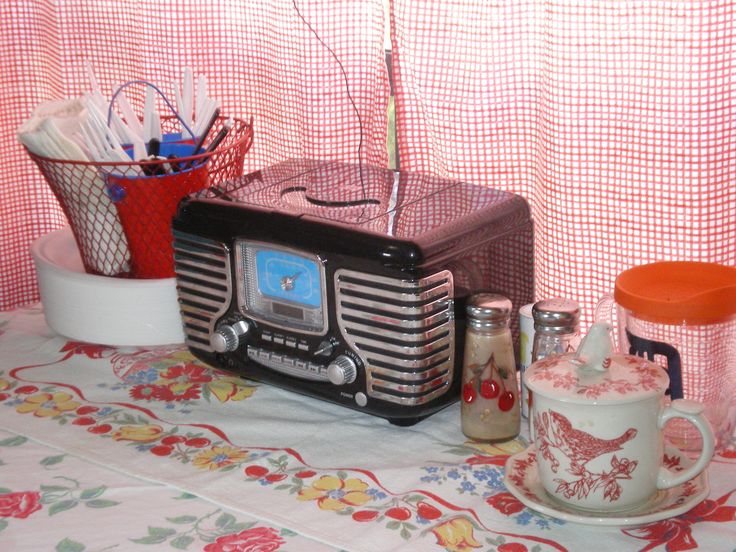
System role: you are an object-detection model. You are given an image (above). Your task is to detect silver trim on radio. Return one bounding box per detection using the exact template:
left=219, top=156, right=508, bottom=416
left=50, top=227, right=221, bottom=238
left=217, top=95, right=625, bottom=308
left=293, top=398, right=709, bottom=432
left=335, top=269, right=455, bottom=406
left=172, top=231, right=232, bottom=352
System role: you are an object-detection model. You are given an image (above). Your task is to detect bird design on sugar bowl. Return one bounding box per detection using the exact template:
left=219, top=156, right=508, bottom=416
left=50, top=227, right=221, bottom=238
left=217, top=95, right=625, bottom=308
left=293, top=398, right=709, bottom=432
left=534, top=410, right=638, bottom=474
left=533, top=409, right=640, bottom=502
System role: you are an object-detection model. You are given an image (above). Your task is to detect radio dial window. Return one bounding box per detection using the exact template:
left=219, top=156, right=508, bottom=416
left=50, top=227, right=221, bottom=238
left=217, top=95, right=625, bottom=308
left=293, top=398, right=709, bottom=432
left=236, top=241, right=328, bottom=335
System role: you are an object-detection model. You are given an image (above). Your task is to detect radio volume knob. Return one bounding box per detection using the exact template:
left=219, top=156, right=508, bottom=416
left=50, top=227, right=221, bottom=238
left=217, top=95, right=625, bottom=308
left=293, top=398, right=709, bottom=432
left=327, top=355, right=357, bottom=386
left=210, top=321, right=250, bottom=353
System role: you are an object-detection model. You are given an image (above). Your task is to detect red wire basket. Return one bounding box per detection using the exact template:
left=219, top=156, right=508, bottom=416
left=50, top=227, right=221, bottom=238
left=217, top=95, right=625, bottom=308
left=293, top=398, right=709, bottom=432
left=27, top=116, right=253, bottom=279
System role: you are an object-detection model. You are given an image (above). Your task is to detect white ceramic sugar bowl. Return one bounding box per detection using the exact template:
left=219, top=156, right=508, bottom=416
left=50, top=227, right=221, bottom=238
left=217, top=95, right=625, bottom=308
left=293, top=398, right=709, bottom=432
left=524, top=323, right=714, bottom=513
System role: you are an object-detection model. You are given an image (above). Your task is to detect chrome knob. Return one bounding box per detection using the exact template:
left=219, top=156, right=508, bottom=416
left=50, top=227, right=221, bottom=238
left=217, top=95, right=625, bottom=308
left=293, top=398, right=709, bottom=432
left=210, top=320, right=250, bottom=353
left=327, top=355, right=357, bottom=385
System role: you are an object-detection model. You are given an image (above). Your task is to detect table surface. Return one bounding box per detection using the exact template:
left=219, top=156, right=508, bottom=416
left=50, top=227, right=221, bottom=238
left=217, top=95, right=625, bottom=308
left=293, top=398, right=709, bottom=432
left=1, top=305, right=734, bottom=552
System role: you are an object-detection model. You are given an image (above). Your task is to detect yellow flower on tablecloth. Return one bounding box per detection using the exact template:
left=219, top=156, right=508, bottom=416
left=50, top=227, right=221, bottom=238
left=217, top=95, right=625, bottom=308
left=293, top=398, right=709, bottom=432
left=112, top=424, right=164, bottom=442
left=465, top=439, right=525, bottom=457
left=208, top=377, right=257, bottom=403
left=16, top=392, right=80, bottom=417
left=0, top=377, right=10, bottom=391
left=166, top=382, right=198, bottom=396
left=297, top=474, right=373, bottom=511
left=431, top=517, right=482, bottom=552
left=192, top=446, right=248, bottom=470
left=170, top=350, right=197, bottom=363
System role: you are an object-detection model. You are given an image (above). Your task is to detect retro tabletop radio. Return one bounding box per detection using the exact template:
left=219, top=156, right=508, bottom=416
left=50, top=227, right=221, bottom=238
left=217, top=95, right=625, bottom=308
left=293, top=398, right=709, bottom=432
left=172, top=159, right=533, bottom=425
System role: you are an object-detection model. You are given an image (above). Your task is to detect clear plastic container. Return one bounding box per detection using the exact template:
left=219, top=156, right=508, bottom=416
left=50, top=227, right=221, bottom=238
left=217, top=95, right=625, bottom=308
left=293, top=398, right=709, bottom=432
left=597, top=261, right=736, bottom=451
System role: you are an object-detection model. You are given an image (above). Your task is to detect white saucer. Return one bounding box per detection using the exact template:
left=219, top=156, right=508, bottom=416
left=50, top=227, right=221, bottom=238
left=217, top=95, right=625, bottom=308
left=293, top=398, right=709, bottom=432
left=503, top=445, right=709, bottom=527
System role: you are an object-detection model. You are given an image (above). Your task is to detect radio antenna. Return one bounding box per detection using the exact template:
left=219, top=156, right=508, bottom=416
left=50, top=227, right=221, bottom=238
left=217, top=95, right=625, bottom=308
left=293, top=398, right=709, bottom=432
left=292, top=0, right=366, bottom=200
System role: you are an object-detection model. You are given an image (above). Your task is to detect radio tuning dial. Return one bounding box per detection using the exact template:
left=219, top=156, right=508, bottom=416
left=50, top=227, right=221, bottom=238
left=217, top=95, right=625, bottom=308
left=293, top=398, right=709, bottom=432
left=327, top=355, right=357, bottom=386
left=210, top=320, right=250, bottom=353
left=315, top=339, right=336, bottom=357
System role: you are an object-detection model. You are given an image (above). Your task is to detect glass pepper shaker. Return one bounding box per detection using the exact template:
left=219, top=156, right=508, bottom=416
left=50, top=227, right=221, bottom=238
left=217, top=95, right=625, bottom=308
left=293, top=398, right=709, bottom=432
left=461, top=293, right=520, bottom=442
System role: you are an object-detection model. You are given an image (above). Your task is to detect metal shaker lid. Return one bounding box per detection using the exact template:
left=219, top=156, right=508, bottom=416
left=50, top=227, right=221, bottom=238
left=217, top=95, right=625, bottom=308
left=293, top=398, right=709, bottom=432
left=532, top=297, right=580, bottom=333
left=466, top=293, right=512, bottom=330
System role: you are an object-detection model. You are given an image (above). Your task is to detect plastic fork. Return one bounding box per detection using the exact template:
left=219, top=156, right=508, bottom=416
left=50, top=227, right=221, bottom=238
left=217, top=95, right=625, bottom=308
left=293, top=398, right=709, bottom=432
left=84, top=109, right=130, bottom=164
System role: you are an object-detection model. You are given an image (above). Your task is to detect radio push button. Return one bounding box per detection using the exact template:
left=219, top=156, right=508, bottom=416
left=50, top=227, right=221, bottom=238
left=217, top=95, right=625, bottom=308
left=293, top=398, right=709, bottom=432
left=247, top=348, right=329, bottom=382
left=307, top=362, right=323, bottom=375
left=355, top=392, right=368, bottom=407
left=210, top=320, right=250, bottom=353
left=327, top=355, right=357, bottom=385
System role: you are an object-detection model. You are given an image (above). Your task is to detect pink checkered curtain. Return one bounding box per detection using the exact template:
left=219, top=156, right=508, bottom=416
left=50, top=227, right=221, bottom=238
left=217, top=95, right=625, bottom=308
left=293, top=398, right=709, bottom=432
left=390, top=1, right=736, bottom=328
left=0, top=0, right=388, bottom=310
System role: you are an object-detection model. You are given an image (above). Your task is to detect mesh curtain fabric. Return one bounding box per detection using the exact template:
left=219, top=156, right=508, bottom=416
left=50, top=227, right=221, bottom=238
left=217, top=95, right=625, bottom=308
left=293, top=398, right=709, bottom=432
left=2, top=1, right=735, bottom=329
left=390, top=0, right=736, bottom=327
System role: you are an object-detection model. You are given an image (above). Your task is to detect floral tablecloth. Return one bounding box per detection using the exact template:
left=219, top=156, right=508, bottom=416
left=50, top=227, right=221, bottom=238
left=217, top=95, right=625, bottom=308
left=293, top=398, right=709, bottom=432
left=1, top=306, right=735, bottom=551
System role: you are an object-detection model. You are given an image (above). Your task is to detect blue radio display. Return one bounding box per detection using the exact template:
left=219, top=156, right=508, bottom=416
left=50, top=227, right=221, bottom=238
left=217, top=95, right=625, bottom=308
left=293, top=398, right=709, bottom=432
left=255, top=250, right=322, bottom=309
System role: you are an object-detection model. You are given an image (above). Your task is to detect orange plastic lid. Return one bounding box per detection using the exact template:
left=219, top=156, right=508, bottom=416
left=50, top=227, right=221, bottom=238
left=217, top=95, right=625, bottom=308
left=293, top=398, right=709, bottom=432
left=614, top=261, right=736, bottom=325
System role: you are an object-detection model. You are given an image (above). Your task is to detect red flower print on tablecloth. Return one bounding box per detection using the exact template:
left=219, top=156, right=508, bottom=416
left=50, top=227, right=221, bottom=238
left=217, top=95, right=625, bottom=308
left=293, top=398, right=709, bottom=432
left=487, top=492, right=525, bottom=516
left=0, top=491, right=42, bottom=519
left=716, top=440, right=736, bottom=460
left=459, top=440, right=525, bottom=467
left=113, top=349, right=257, bottom=405
left=129, top=383, right=166, bottom=401
left=465, top=455, right=508, bottom=467
left=623, top=489, right=736, bottom=551
left=203, top=526, right=285, bottom=552
left=60, top=341, right=114, bottom=359
left=153, top=382, right=200, bottom=402
left=159, top=363, right=214, bottom=384
left=0, top=375, right=13, bottom=401
left=130, top=361, right=211, bottom=402
left=497, top=543, right=528, bottom=552
left=416, top=501, right=443, bottom=520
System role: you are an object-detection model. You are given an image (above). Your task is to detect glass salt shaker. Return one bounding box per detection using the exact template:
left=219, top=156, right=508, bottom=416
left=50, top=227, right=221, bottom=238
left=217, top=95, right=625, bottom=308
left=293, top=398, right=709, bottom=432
left=461, top=293, right=520, bottom=442
left=530, top=298, right=581, bottom=363
left=526, top=298, right=581, bottom=439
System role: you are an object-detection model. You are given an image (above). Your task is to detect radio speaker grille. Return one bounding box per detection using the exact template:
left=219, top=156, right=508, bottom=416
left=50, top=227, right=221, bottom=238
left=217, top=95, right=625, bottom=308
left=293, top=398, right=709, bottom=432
left=335, top=269, right=455, bottom=406
left=172, top=231, right=232, bottom=352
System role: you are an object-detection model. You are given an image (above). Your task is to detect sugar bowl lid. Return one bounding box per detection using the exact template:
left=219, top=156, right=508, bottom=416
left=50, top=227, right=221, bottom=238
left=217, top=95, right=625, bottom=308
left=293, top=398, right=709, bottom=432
left=524, top=323, right=669, bottom=404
